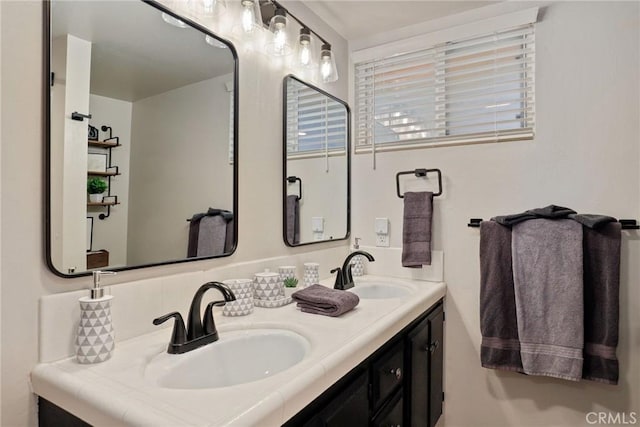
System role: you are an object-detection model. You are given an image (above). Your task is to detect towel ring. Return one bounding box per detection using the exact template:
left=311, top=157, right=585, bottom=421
left=396, top=168, right=442, bottom=198
left=287, top=176, right=302, bottom=201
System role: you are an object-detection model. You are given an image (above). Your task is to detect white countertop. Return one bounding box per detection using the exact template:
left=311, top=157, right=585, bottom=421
left=31, top=276, right=446, bottom=426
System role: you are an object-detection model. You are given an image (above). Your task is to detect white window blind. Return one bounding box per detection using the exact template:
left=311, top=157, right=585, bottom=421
left=355, top=23, right=535, bottom=152
left=286, top=84, right=347, bottom=157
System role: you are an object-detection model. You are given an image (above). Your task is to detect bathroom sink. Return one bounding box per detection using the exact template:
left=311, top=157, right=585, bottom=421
left=349, top=282, right=412, bottom=299
left=145, top=329, right=309, bottom=389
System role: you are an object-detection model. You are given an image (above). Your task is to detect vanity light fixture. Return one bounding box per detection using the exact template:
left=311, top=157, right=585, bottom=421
left=258, top=0, right=339, bottom=82
left=320, top=43, right=338, bottom=83
left=240, top=0, right=262, bottom=34
left=265, top=8, right=291, bottom=56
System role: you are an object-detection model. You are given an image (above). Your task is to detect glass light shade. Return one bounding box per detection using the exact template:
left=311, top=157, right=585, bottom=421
left=320, top=44, right=338, bottom=83
left=265, top=9, right=292, bottom=56
left=205, top=35, right=228, bottom=49
left=187, top=0, right=227, bottom=17
left=295, top=28, right=314, bottom=69
left=240, top=0, right=262, bottom=34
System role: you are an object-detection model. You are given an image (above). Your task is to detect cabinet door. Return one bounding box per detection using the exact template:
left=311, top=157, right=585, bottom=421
left=428, top=306, right=444, bottom=427
left=407, top=304, right=444, bottom=427
left=372, top=389, right=403, bottom=427
left=316, top=369, right=369, bottom=427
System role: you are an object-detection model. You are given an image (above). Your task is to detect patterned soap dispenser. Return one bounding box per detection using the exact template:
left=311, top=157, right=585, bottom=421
left=75, top=271, right=116, bottom=364
left=350, top=238, right=365, bottom=277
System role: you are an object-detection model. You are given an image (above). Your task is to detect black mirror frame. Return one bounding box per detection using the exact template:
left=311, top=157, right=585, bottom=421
left=282, top=74, right=351, bottom=247
left=43, top=0, right=240, bottom=278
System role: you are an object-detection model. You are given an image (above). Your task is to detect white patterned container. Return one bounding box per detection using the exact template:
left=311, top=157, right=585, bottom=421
left=302, top=262, right=320, bottom=288
left=278, top=265, right=297, bottom=281
left=222, top=279, right=254, bottom=316
left=254, top=271, right=284, bottom=301
left=75, top=295, right=115, bottom=364
left=351, top=256, right=365, bottom=277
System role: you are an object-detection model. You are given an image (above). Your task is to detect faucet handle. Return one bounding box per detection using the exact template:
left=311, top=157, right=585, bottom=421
left=330, top=267, right=345, bottom=290
left=153, top=312, right=187, bottom=347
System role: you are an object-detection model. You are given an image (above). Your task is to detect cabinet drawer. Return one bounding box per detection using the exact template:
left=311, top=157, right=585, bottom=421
left=371, top=339, right=404, bottom=410
left=372, top=389, right=403, bottom=427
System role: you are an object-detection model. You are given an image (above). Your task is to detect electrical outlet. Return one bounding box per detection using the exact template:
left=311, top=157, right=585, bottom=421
left=376, top=233, right=390, bottom=247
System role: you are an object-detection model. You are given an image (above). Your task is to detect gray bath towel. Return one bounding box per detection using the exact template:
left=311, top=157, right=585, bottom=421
left=479, top=221, right=523, bottom=372
left=196, top=215, right=228, bottom=256
left=582, top=222, right=621, bottom=384
left=512, top=219, right=584, bottom=381
left=292, top=284, right=360, bottom=317
left=402, top=191, right=433, bottom=268
left=493, top=205, right=576, bottom=227
left=286, top=195, right=300, bottom=245
left=569, top=214, right=617, bottom=229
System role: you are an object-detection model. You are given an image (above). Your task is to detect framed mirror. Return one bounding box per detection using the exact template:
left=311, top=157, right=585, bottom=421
left=283, top=75, right=350, bottom=246
left=45, top=0, right=238, bottom=277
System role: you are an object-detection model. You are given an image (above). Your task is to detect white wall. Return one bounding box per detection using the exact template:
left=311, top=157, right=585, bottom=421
left=0, top=1, right=349, bottom=425
left=128, top=75, right=233, bottom=264
left=351, top=2, right=640, bottom=426
left=88, top=94, right=132, bottom=267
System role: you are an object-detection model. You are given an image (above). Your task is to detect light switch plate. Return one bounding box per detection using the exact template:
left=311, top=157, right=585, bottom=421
left=374, top=218, right=389, bottom=234
left=312, top=217, right=324, bottom=233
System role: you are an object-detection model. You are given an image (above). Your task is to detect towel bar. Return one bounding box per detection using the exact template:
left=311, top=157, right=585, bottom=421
left=467, top=218, right=639, bottom=230
left=396, top=168, right=442, bottom=198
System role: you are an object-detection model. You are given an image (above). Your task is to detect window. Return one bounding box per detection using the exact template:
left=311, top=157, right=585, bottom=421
left=354, top=23, right=535, bottom=152
left=286, top=83, right=347, bottom=157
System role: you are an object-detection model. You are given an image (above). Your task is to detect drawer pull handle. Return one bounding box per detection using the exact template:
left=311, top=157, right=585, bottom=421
left=389, top=367, right=402, bottom=380
left=427, top=340, right=440, bottom=353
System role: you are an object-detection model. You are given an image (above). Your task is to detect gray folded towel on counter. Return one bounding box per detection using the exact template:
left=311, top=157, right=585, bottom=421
left=512, top=219, right=584, bottom=381
left=493, top=205, right=576, bottom=227
left=569, top=214, right=617, bottom=229
left=582, top=222, right=621, bottom=384
left=292, top=284, right=359, bottom=317
left=479, top=221, right=523, bottom=373
left=402, top=191, right=434, bottom=268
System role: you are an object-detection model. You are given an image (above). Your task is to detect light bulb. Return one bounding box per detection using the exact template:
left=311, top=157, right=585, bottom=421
left=273, top=24, right=287, bottom=54
left=241, top=0, right=256, bottom=33
left=296, top=28, right=313, bottom=68
left=319, top=43, right=338, bottom=83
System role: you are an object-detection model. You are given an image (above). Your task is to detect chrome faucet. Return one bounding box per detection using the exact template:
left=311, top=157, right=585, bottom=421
left=153, top=281, right=235, bottom=354
left=332, top=250, right=375, bottom=290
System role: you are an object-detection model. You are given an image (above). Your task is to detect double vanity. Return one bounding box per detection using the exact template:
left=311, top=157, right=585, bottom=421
left=32, top=275, right=445, bottom=426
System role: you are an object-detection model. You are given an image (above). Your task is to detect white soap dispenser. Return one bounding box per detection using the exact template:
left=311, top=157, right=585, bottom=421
left=350, top=238, right=365, bottom=277
left=75, top=271, right=116, bottom=364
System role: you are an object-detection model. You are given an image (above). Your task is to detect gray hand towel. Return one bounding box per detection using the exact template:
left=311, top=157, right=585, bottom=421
left=512, top=219, right=584, bottom=381
left=569, top=214, right=617, bottom=229
left=582, top=222, right=621, bottom=384
left=493, top=205, right=576, bottom=227
left=286, top=195, right=300, bottom=245
left=479, top=221, right=523, bottom=373
left=196, top=215, right=227, bottom=257
left=292, top=284, right=359, bottom=317
left=402, top=191, right=433, bottom=268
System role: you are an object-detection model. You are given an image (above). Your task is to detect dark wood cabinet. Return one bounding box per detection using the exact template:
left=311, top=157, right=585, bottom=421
left=284, top=300, right=444, bottom=427
left=407, top=303, right=444, bottom=427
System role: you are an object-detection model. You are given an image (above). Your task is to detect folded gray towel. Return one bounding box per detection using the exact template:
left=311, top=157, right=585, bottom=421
left=402, top=191, right=433, bottom=268
left=493, top=205, right=576, bottom=227
left=582, top=222, right=621, bottom=384
left=569, top=214, right=617, bottom=229
left=512, top=219, right=584, bottom=381
left=292, top=284, right=359, bottom=317
left=479, top=221, right=523, bottom=373
left=286, top=195, right=300, bottom=245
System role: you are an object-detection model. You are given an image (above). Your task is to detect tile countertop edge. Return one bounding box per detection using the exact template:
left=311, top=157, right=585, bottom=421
left=31, top=278, right=447, bottom=426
